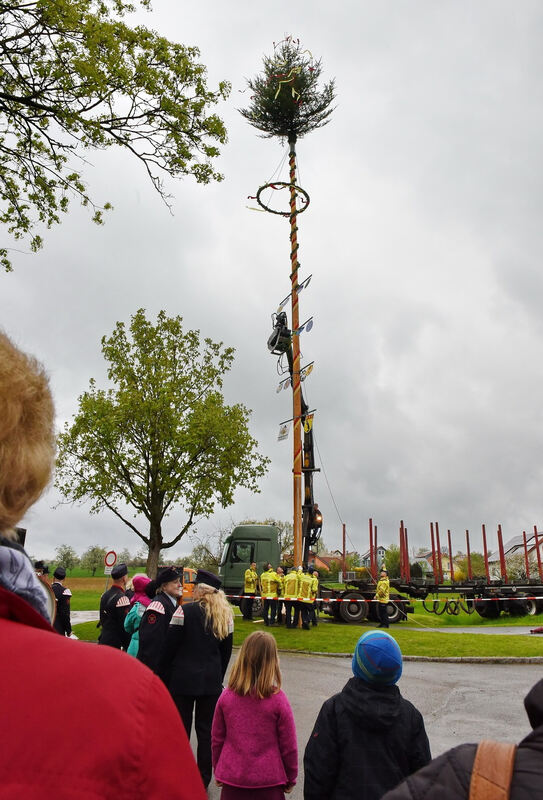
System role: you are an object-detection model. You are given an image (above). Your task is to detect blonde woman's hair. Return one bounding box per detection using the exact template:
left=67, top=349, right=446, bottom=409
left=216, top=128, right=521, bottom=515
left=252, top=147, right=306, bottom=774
left=228, top=631, right=281, bottom=699
left=193, top=583, right=233, bottom=640
left=0, top=332, right=55, bottom=537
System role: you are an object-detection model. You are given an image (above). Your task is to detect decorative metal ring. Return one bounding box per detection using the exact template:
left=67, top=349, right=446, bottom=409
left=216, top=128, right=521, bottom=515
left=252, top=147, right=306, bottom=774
left=256, top=181, right=310, bottom=217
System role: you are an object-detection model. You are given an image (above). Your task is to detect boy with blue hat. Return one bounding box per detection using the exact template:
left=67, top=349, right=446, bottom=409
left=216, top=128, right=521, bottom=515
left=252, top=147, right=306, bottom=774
left=304, top=630, right=430, bottom=800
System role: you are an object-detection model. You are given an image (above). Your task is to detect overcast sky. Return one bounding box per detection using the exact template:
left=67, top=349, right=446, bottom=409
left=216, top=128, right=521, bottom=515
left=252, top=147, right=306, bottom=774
left=4, top=0, right=543, bottom=563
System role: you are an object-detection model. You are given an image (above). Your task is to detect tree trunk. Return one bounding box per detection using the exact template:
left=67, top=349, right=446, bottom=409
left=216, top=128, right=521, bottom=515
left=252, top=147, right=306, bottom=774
left=146, top=522, right=163, bottom=578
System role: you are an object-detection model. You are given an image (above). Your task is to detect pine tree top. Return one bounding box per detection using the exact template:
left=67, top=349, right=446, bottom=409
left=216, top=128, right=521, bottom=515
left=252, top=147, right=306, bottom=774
left=240, top=37, right=335, bottom=142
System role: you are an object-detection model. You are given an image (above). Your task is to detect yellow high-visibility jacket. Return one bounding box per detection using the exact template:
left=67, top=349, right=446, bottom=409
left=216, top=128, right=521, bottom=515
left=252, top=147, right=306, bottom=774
left=298, top=572, right=314, bottom=604
left=244, top=568, right=258, bottom=594
left=276, top=574, right=285, bottom=598
left=283, top=571, right=300, bottom=601
left=310, top=575, right=319, bottom=600
left=375, top=576, right=390, bottom=604
left=260, top=569, right=280, bottom=599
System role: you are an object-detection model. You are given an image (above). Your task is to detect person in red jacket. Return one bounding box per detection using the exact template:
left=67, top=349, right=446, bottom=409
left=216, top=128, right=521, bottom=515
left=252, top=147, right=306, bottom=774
left=0, top=330, right=206, bottom=800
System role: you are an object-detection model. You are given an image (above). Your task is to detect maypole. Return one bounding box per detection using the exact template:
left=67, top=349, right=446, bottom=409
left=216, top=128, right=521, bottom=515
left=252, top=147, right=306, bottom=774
left=288, top=133, right=303, bottom=566
left=241, top=37, right=335, bottom=566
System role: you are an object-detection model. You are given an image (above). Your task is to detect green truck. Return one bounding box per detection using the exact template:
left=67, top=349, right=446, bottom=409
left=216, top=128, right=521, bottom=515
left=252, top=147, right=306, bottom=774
left=218, top=524, right=281, bottom=612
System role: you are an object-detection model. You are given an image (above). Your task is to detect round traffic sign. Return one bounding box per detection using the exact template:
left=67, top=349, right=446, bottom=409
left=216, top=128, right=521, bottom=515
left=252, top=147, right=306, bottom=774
left=104, top=550, right=117, bottom=567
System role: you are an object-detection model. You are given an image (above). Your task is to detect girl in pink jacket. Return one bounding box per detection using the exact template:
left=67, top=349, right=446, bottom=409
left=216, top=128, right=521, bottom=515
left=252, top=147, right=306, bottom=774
left=212, top=630, right=298, bottom=799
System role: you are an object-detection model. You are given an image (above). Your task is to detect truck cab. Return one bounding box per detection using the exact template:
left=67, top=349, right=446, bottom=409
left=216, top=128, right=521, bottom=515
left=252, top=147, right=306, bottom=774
left=219, top=524, right=281, bottom=605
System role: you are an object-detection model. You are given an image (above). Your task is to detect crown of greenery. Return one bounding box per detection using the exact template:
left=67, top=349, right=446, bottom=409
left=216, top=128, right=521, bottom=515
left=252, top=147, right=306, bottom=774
left=240, top=37, right=335, bottom=142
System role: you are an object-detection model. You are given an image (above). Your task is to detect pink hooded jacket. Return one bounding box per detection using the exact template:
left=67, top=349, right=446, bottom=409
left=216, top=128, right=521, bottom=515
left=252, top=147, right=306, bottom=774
left=211, top=686, right=298, bottom=789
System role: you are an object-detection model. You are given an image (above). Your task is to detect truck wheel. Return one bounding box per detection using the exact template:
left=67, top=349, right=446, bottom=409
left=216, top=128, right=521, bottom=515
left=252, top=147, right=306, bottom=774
left=525, top=598, right=542, bottom=616
left=339, top=593, right=368, bottom=623
left=252, top=598, right=263, bottom=617
left=385, top=601, right=404, bottom=624
left=474, top=599, right=500, bottom=618
left=508, top=597, right=529, bottom=616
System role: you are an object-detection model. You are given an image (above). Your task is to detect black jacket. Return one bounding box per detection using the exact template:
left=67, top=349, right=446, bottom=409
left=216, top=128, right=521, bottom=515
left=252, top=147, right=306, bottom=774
left=304, top=677, right=431, bottom=800
left=51, top=581, right=71, bottom=635
left=137, top=592, right=177, bottom=673
left=98, top=585, right=130, bottom=649
left=159, top=602, right=233, bottom=697
left=381, top=679, right=543, bottom=800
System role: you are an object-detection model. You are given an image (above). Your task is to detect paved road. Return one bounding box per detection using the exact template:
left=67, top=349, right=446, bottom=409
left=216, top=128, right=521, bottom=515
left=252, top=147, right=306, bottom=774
left=204, top=654, right=541, bottom=800
left=72, top=613, right=541, bottom=797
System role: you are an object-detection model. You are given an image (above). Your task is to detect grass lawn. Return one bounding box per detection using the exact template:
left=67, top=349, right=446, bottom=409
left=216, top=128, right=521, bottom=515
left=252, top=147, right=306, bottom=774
left=72, top=609, right=543, bottom=658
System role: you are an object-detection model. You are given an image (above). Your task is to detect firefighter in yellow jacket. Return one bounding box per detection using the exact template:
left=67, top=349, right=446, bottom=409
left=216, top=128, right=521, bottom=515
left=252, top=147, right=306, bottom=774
left=374, top=566, right=390, bottom=628
left=298, top=566, right=314, bottom=630
left=309, top=569, right=319, bottom=627
left=241, top=561, right=259, bottom=621
left=283, top=567, right=300, bottom=629
left=260, top=563, right=280, bottom=626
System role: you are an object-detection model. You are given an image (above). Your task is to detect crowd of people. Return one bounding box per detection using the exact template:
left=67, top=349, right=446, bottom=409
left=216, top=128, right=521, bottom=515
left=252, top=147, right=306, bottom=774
left=242, top=561, right=321, bottom=629
left=2, top=330, right=543, bottom=800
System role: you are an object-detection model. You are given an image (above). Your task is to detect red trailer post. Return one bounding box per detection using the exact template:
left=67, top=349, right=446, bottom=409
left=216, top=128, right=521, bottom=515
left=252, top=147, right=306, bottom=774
left=369, top=518, right=375, bottom=579
left=523, top=531, right=531, bottom=580
left=497, top=524, right=508, bottom=583
left=482, top=524, right=490, bottom=583
left=374, top=525, right=378, bottom=574
left=399, top=520, right=406, bottom=580
left=466, top=529, right=472, bottom=580
left=447, top=529, right=454, bottom=582
left=435, top=522, right=444, bottom=583
left=430, top=522, right=437, bottom=578
left=534, top=526, right=543, bottom=582
left=405, top=526, right=411, bottom=581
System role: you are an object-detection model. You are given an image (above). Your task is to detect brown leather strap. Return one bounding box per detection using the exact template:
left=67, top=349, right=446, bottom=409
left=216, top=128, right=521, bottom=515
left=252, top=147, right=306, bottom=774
left=469, top=740, right=517, bottom=800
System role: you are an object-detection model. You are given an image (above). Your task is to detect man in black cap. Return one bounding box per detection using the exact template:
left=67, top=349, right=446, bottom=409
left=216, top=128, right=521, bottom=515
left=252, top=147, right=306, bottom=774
left=98, top=563, right=131, bottom=649
left=138, top=567, right=182, bottom=673
left=51, top=566, right=74, bottom=637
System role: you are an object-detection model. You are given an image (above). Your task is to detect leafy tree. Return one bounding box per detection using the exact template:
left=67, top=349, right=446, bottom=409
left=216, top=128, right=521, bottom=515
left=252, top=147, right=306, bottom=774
left=56, top=310, right=269, bottom=577
left=54, top=543, right=79, bottom=572
left=345, top=552, right=361, bottom=570
left=116, top=548, right=132, bottom=566
left=80, top=544, right=106, bottom=577
left=454, top=551, right=487, bottom=579
left=239, top=36, right=335, bottom=142
left=383, top=544, right=401, bottom=578
left=0, top=0, right=230, bottom=271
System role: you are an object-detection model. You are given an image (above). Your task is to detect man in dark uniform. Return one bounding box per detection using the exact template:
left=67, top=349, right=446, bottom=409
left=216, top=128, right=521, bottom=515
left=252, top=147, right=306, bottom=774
left=98, top=562, right=131, bottom=649
left=138, top=567, right=181, bottom=673
left=51, top=566, right=73, bottom=636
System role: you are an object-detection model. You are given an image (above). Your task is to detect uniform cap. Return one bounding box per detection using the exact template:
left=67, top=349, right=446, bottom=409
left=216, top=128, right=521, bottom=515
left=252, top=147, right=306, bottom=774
left=194, top=569, right=221, bottom=590
left=352, top=630, right=403, bottom=686
left=111, top=562, right=128, bottom=579
left=155, top=567, right=180, bottom=587
left=53, top=566, right=66, bottom=580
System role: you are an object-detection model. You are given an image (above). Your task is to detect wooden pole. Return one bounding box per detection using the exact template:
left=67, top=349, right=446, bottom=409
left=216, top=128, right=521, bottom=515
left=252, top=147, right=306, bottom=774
left=288, top=134, right=302, bottom=569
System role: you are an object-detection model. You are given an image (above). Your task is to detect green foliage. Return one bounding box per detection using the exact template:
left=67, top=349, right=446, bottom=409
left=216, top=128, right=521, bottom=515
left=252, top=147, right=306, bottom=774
left=455, top=551, right=487, bottom=579
left=56, top=309, right=270, bottom=576
left=383, top=543, right=401, bottom=578
left=54, top=543, right=79, bottom=572
left=240, top=36, right=334, bottom=142
left=79, top=544, right=106, bottom=576
left=0, top=0, right=230, bottom=271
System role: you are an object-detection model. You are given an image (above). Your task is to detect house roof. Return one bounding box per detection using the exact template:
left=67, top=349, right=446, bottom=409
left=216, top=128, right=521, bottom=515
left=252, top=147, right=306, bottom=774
left=488, top=532, right=542, bottom=562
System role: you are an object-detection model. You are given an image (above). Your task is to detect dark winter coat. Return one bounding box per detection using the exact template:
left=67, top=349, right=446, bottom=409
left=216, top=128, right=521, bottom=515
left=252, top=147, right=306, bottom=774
left=159, top=601, right=233, bottom=696
left=381, top=678, right=543, bottom=800
left=51, top=580, right=72, bottom=635
left=137, top=591, right=177, bottom=673
left=303, top=677, right=431, bottom=800
left=98, top=584, right=131, bottom=649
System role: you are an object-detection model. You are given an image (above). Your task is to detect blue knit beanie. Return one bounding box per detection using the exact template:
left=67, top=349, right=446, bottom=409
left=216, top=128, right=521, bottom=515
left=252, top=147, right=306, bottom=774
left=352, top=630, right=403, bottom=686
